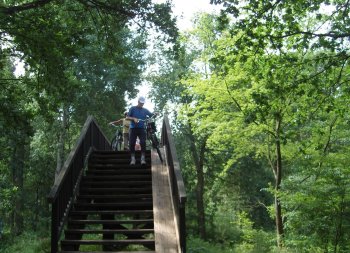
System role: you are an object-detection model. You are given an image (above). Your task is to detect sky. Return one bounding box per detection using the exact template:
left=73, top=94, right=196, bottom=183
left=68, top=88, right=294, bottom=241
left=129, top=0, right=220, bottom=110
left=170, top=0, right=219, bottom=30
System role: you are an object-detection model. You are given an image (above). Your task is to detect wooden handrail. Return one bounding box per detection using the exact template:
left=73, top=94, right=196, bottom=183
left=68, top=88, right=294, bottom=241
left=47, top=115, right=110, bottom=253
left=161, top=115, right=187, bottom=253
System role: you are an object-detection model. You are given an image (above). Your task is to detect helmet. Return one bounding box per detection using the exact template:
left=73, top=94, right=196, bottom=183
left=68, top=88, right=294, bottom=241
left=138, top=96, right=146, bottom=104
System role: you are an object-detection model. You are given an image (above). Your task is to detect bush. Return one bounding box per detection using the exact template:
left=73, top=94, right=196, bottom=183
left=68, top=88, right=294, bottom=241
left=187, top=236, right=235, bottom=253
left=0, top=231, right=50, bottom=253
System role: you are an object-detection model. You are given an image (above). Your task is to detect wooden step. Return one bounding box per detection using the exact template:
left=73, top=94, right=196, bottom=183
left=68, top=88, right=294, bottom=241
left=60, top=251, right=155, bottom=253
left=59, top=149, right=156, bottom=253
left=70, top=210, right=153, bottom=216
left=89, top=162, right=151, bottom=168
left=89, top=158, right=150, bottom=164
left=91, top=154, right=151, bottom=159
left=90, top=156, right=150, bottom=161
left=77, top=194, right=152, bottom=200
left=68, top=219, right=154, bottom=225
left=80, top=187, right=152, bottom=194
left=61, top=248, right=155, bottom=253
left=80, top=181, right=152, bottom=187
left=83, top=175, right=152, bottom=181
left=61, top=239, right=155, bottom=246
left=91, top=150, right=150, bottom=156
left=73, top=202, right=153, bottom=210
left=65, top=228, right=154, bottom=235
left=88, top=165, right=151, bottom=170
left=86, top=169, right=151, bottom=175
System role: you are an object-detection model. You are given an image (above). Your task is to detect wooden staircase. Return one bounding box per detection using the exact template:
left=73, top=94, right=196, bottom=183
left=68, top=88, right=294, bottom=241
left=59, top=150, right=155, bottom=253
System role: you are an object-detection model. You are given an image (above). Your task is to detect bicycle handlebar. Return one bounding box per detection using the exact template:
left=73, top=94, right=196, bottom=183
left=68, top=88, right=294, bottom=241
left=134, top=114, right=158, bottom=123
left=109, top=123, right=123, bottom=128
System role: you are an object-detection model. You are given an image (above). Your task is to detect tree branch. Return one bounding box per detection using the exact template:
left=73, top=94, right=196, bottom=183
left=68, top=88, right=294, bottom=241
left=75, top=0, right=136, bottom=18
left=1, top=0, right=136, bottom=18
left=269, top=31, right=350, bottom=40
left=0, top=0, right=55, bottom=15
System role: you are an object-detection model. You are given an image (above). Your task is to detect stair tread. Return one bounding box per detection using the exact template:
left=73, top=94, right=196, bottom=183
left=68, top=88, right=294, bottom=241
left=88, top=164, right=151, bottom=169
left=69, top=219, right=154, bottom=224
left=83, top=175, right=151, bottom=180
left=91, top=150, right=151, bottom=155
left=66, top=228, right=154, bottom=233
left=70, top=210, right=153, bottom=215
left=60, top=149, right=156, bottom=252
left=85, top=172, right=151, bottom=176
left=91, top=157, right=150, bottom=160
left=78, top=194, right=152, bottom=198
left=80, top=187, right=152, bottom=190
left=81, top=181, right=152, bottom=185
left=60, top=251, right=155, bottom=253
left=79, top=188, right=152, bottom=194
left=89, top=159, right=151, bottom=162
left=74, top=202, right=152, bottom=206
left=61, top=239, right=155, bottom=244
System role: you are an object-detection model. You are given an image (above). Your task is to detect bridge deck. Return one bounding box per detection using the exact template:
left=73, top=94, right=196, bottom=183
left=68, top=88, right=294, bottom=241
left=151, top=148, right=179, bottom=253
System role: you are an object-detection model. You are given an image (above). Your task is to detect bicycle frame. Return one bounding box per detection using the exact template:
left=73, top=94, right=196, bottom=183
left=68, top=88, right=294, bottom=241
left=110, top=123, right=123, bottom=151
left=145, top=117, right=157, bottom=139
left=138, top=115, right=163, bottom=162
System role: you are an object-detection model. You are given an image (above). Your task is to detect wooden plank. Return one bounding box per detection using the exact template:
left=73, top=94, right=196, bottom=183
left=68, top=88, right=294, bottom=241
left=61, top=239, right=154, bottom=245
left=152, top=148, right=179, bottom=253
left=60, top=251, right=155, bottom=253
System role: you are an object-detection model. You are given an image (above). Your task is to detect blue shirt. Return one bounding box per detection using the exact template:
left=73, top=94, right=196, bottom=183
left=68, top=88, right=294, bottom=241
left=128, top=106, right=153, bottom=129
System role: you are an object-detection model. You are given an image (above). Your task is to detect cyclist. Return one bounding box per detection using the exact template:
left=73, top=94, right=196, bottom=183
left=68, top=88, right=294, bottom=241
left=108, top=111, right=130, bottom=150
left=127, top=96, right=157, bottom=165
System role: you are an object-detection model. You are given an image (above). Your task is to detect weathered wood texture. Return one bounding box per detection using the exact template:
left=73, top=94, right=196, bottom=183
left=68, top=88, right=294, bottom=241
left=152, top=149, right=179, bottom=253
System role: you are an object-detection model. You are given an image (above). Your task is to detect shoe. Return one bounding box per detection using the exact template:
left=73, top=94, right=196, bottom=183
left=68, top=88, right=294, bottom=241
left=130, top=156, right=136, bottom=165
left=141, top=156, right=146, bottom=165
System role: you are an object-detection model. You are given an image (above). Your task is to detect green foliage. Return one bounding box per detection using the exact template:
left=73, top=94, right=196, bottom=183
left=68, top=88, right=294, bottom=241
left=233, top=212, right=274, bottom=253
left=153, top=4, right=350, bottom=252
left=187, top=236, right=235, bottom=253
left=214, top=0, right=350, bottom=52
left=2, top=0, right=350, bottom=252
left=0, top=231, right=50, bottom=253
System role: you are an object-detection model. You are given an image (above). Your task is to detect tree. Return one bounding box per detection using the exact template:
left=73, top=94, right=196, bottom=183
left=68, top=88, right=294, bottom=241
left=211, top=0, right=350, bottom=52
left=0, top=0, right=179, bottom=238
left=0, top=56, right=34, bottom=235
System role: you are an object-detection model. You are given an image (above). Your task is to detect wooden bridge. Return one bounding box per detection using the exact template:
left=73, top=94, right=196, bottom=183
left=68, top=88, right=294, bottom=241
left=47, top=116, right=186, bottom=253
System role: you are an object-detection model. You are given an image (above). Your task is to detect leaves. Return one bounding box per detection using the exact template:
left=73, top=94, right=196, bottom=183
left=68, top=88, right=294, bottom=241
left=150, top=5, right=350, bottom=250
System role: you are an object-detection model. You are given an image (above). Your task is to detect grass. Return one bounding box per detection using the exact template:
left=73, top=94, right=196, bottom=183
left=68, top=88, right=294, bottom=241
left=0, top=231, right=50, bottom=253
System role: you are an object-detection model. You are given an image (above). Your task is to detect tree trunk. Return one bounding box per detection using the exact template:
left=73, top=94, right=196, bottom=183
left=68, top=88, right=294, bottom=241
left=333, top=191, right=345, bottom=253
left=55, top=106, right=68, bottom=183
left=187, top=124, right=207, bottom=239
left=274, top=116, right=284, bottom=247
left=196, top=141, right=206, bottom=240
left=10, top=139, right=26, bottom=235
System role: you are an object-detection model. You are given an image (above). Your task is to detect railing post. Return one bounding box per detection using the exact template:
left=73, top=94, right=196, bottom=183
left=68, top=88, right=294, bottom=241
left=51, top=200, right=58, bottom=253
left=180, top=200, right=186, bottom=253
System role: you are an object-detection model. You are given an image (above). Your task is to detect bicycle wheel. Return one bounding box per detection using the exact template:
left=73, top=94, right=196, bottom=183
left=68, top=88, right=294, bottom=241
left=117, top=137, right=123, bottom=151
left=150, top=134, right=163, bottom=162
left=111, top=136, right=118, bottom=151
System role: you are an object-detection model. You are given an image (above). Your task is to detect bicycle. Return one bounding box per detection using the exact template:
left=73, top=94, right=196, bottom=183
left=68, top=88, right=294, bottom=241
left=137, top=115, right=163, bottom=162
left=110, top=123, right=123, bottom=151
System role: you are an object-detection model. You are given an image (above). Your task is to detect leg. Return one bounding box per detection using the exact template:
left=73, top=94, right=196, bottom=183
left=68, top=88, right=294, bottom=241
left=129, top=129, right=137, bottom=165
left=139, top=129, right=147, bottom=152
left=123, top=133, right=129, bottom=150
left=139, top=129, right=147, bottom=165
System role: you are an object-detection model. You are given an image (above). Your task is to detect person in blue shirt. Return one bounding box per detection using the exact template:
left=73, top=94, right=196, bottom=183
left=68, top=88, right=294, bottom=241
left=126, top=96, right=156, bottom=165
